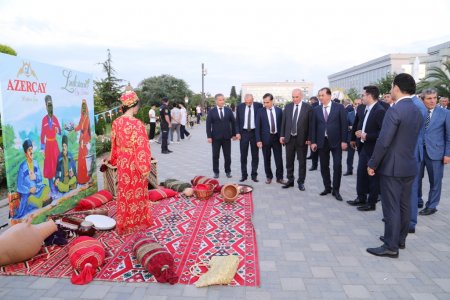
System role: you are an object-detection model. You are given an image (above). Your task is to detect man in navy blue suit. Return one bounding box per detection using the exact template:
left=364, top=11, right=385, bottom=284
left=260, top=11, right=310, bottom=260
left=343, top=99, right=356, bottom=176
left=310, top=87, right=347, bottom=201
left=367, top=73, right=423, bottom=258
left=235, top=94, right=263, bottom=182
left=308, top=96, right=320, bottom=171
left=206, top=93, right=236, bottom=179
left=412, top=89, right=450, bottom=224
left=255, top=93, right=285, bottom=185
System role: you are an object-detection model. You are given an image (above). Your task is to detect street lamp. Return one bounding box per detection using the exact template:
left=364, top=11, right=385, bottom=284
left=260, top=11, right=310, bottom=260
left=202, top=63, right=207, bottom=109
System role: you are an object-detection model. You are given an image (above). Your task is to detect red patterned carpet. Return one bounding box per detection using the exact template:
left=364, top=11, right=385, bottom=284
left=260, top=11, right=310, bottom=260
left=0, top=193, right=260, bottom=287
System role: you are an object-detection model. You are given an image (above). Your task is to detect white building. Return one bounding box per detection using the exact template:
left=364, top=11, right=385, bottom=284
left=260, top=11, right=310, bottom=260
left=241, top=81, right=314, bottom=104
left=409, top=41, right=450, bottom=78
left=328, top=53, right=425, bottom=93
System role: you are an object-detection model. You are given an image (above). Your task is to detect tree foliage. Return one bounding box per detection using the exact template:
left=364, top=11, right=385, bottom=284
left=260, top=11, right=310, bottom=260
left=375, top=73, right=396, bottom=95
left=346, top=88, right=359, bottom=101
left=94, top=49, right=123, bottom=112
left=417, top=61, right=450, bottom=98
left=0, top=44, right=17, bottom=56
left=137, top=74, right=193, bottom=106
left=230, top=86, right=237, bottom=99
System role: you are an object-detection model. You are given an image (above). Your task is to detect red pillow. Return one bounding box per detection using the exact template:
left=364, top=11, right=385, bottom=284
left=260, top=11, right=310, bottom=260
left=191, top=176, right=221, bottom=192
left=75, top=190, right=114, bottom=210
left=148, top=188, right=178, bottom=202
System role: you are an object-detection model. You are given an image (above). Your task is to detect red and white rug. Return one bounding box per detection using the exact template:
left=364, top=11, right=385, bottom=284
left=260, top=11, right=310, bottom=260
left=0, top=193, right=260, bottom=287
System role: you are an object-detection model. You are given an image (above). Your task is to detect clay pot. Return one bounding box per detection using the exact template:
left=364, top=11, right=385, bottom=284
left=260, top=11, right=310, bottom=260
left=0, top=216, right=57, bottom=266
left=220, top=184, right=240, bottom=203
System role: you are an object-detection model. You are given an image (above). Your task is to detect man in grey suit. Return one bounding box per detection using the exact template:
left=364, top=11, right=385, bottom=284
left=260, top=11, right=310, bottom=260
left=280, top=89, right=312, bottom=191
left=366, top=73, right=423, bottom=258
left=412, top=89, right=450, bottom=222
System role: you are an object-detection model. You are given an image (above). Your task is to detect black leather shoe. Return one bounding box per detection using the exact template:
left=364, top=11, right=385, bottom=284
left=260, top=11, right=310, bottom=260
left=347, top=199, right=365, bottom=206
left=276, top=179, right=286, bottom=184
left=298, top=183, right=305, bottom=191
left=418, top=203, right=424, bottom=208
left=282, top=181, right=294, bottom=189
left=265, top=178, right=272, bottom=184
left=161, top=151, right=171, bottom=154
left=408, top=228, right=415, bottom=234
left=226, top=173, right=232, bottom=178
left=213, top=173, right=219, bottom=179
left=309, top=166, right=318, bottom=171
left=251, top=177, right=259, bottom=182
left=366, top=246, right=398, bottom=258
left=379, top=236, right=405, bottom=249
left=320, top=189, right=331, bottom=196
left=343, top=171, right=353, bottom=176
left=419, top=208, right=437, bottom=216
left=239, top=177, right=247, bottom=182
left=334, top=192, right=343, bottom=201
left=357, top=204, right=376, bottom=211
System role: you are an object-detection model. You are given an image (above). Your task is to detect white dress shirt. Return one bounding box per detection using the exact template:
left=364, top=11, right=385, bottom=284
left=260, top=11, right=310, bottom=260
left=244, top=104, right=255, bottom=130
left=291, top=103, right=302, bottom=133
left=266, top=107, right=277, bottom=133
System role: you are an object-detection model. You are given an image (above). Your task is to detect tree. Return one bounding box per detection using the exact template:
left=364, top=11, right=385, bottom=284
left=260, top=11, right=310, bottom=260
left=94, top=49, right=123, bottom=112
left=375, top=73, right=396, bottom=95
left=230, top=86, right=237, bottom=99
left=0, top=44, right=17, bottom=56
left=346, top=88, right=359, bottom=101
left=137, top=74, right=193, bottom=106
left=417, top=61, right=450, bottom=99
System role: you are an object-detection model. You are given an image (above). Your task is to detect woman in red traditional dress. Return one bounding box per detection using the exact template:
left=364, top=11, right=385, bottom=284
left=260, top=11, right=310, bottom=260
left=108, top=85, right=153, bottom=235
left=74, top=99, right=91, bottom=184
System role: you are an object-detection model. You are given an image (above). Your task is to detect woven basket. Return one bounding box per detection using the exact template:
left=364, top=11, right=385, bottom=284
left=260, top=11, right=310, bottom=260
left=193, top=183, right=216, bottom=200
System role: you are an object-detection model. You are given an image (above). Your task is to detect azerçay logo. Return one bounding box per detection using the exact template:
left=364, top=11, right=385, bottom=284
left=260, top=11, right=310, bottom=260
left=6, top=61, right=47, bottom=94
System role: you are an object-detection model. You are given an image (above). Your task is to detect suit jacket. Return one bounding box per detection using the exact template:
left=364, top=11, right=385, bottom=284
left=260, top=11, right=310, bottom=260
left=280, top=102, right=312, bottom=144
left=346, top=110, right=356, bottom=143
left=379, top=101, right=390, bottom=111
left=345, top=105, right=354, bottom=113
left=351, top=104, right=366, bottom=149
left=255, top=106, right=283, bottom=145
left=311, top=102, right=347, bottom=148
left=424, top=107, right=450, bottom=160
left=359, top=102, right=386, bottom=156
left=368, top=98, right=423, bottom=177
left=235, top=102, right=263, bottom=134
left=412, top=95, right=428, bottom=161
left=206, top=106, right=236, bottom=140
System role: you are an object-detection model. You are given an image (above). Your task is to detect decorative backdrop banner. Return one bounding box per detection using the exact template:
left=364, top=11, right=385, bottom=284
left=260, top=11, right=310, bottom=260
left=0, top=54, right=98, bottom=223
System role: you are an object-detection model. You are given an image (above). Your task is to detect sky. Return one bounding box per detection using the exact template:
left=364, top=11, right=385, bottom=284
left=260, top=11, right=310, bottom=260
left=1, top=0, right=449, bottom=97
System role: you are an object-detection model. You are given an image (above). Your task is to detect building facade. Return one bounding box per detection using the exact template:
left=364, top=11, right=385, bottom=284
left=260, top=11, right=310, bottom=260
left=409, top=41, right=450, bottom=77
left=241, top=81, right=314, bottom=104
left=328, top=53, right=425, bottom=93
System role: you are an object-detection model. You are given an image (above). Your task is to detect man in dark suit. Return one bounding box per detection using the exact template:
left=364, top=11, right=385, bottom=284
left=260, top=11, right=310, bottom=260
left=439, top=97, right=449, bottom=109
left=280, top=89, right=312, bottom=191
left=343, top=99, right=355, bottom=176
left=310, top=87, right=347, bottom=201
left=308, top=96, right=320, bottom=171
left=410, top=89, right=450, bottom=229
left=352, top=86, right=386, bottom=211
left=235, top=94, right=263, bottom=182
left=367, top=73, right=423, bottom=258
left=206, top=93, right=236, bottom=179
left=255, top=93, right=285, bottom=185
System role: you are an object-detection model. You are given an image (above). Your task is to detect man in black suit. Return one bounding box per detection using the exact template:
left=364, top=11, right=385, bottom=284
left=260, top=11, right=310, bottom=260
left=367, top=73, right=423, bottom=258
left=280, top=89, right=312, bottom=191
left=235, top=94, right=263, bottom=182
left=206, top=93, right=236, bottom=179
left=255, top=93, right=285, bottom=185
left=310, top=87, right=347, bottom=201
left=352, top=86, right=386, bottom=211
left=308, top=96, right=319, bottom=170
left=343, top=99, right=355, bottom=176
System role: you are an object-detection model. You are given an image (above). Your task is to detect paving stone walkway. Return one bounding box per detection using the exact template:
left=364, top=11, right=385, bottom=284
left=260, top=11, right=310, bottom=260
left=1, top=122, right=450, bottom=299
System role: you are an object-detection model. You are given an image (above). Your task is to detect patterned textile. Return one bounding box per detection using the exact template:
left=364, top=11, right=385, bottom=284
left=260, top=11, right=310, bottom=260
left=133, top=237, right=178, bottom=284
left=162, top=179, right=191, bottom=192
left=75, top=190, right=114, bottom=210
left=109, top=115, right=153, bottom=235
left=0, top=194, right=260, bottom=287
left=191, top=176, right=222, bottom=192
left=148, top=188, right=177, bottom=202
left=69, top=236, right=105, bottom=285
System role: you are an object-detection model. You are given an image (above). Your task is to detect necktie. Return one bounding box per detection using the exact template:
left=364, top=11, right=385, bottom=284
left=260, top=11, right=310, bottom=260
left=425, top=110, right=431, bottom=129
left=323, top=106, right=329, bottom=122
left=219, top=107, right=223, bottom=119
left=363, top=108, right=368, bottom=118
left=269, top=108, right=275, bottom=134
left=247, top=105, right=252, bottom=130
left=291, top=104, right=299, bottom=135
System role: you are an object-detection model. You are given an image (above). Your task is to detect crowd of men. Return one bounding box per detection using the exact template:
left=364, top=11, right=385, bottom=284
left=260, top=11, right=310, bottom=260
left=204, top=73, right=450, bottom=258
